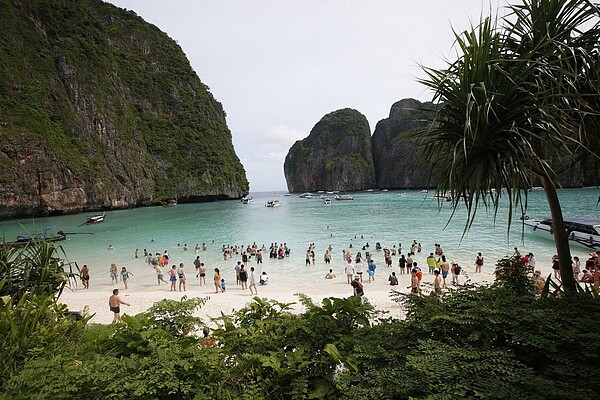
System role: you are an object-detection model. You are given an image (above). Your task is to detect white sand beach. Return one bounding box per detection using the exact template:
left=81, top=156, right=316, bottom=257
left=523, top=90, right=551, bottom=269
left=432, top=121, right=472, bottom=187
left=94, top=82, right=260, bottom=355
left=60, top=264, right=498, bottom=324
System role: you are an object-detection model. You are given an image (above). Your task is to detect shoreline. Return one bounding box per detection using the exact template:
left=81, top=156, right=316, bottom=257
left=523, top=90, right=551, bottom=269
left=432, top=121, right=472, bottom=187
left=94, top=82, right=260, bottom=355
left=59, top=265, right=497, bottom=324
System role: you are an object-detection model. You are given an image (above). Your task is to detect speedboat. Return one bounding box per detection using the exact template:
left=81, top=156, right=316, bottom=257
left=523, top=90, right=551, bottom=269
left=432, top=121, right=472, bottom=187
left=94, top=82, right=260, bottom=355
left=299, top=192, right=315, bottom=198
left=241, top=196, right=253, bottom=204
left=524, top=218, right=600, bottom=250
left=334, top=195, right=353, bottom=201
left=85, top=212, right=106, bottom=224
left=323, top=197, right=332, bottom=204
left=265, top=200, right=282, bottom=207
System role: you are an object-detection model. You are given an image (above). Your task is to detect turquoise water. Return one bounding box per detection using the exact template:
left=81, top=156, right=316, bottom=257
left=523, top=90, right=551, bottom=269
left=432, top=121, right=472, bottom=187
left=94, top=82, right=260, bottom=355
left=1, top=188, right=599, bottom=284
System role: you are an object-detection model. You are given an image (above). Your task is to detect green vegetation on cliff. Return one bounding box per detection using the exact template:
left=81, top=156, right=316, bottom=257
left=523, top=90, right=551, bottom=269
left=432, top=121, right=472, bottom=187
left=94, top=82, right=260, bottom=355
left=0, top=0, right=248, bottom=218
left=284, top=108, right=375, bottom=192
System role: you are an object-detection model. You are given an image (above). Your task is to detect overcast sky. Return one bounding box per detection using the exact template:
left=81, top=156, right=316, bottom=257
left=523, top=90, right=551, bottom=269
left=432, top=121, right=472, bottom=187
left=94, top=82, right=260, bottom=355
left=107, top=0, right=503, bottom=192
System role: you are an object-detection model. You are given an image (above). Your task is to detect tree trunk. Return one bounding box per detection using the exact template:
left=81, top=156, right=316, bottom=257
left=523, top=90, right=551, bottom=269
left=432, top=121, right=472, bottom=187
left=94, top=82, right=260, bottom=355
left=541, top=176, right=577, bottom=295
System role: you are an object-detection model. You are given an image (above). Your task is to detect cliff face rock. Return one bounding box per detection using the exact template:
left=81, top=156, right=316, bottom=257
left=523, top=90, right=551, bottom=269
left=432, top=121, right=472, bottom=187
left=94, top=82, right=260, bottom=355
left=0, top=0, right=248, bottom=219
left=284, top=109, right=375, bottom=192
left=371, top=98, right=438, bottom=189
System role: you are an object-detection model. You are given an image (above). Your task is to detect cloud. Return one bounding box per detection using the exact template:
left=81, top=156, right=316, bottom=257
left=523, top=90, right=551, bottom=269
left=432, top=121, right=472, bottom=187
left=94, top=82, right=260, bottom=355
left=258, top=124, right=307, bottom=144
left=261, top=152, right=287, bottom=161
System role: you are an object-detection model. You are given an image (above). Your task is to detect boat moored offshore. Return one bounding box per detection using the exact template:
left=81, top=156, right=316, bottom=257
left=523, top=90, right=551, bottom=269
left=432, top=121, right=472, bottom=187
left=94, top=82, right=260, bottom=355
left=524, top=218, right=600, bottom=250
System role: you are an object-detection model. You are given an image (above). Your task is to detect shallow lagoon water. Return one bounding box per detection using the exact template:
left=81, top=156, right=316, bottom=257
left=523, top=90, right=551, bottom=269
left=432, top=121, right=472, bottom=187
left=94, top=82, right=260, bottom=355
left=1, top=188, right=599, bottom=285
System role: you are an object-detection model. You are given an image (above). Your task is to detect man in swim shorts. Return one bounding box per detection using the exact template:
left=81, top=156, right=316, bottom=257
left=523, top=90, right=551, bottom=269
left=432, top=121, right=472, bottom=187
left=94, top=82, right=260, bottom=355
left=109, top=288, right=130, bottom=323
left=80, top=264, right=90, bottom=289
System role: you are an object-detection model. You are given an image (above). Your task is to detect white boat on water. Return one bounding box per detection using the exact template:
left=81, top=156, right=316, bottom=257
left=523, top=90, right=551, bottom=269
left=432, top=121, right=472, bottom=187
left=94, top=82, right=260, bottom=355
left=85, top=212, right=106, bottom=224
left=323, top=197, right=332, bottom=204
left=241, top=196, right=253, bottom=204
left=524, top=218, right=600, bottom=250
left=265, top=200, right=282, bottom=207
left=335, top=195, right=353, bottom=201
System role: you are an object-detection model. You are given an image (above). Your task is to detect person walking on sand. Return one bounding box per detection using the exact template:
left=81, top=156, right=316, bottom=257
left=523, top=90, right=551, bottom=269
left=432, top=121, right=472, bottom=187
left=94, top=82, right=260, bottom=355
left=155, top=264, right=167, bottom=285
left=441, top=255, right=450, bottom=288
left=355, top=259, right=364, bottom=282
left=451, top=260, right=461, bottom=285
left=178, top=263, right=187, bottom=292
left=475, top=252, right=484, bottom=273
left=168, top=265, right=177, bottom=291
left=234, top=261, right=242, bottom=285
left=110, top=263, right=118, bottom=285
left=249, top=266, right=258, bottom=295
left=80, top=264, right=90, bottom=289
left=345, top=260, right=354, bottom=284
left=121, top=266, right=132, bottom=290
left=198, top=262, right=207, bottom=286
left=552, top=254, right=561, bottom=280
left=213, top=268, right=222, bottom=293
left=239, top=265, right=248, bottom=289
left=109, top=288, right=130, bottom=323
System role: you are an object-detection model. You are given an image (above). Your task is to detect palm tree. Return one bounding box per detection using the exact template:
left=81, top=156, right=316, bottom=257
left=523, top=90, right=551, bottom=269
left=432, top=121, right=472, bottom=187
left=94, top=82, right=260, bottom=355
left=418, top=0, right=600, bottom=294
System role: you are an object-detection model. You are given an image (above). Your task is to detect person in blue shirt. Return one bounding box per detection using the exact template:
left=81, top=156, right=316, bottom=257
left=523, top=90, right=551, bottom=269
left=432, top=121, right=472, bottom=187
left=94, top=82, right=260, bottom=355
left=368, top=259, right=377, bottom=282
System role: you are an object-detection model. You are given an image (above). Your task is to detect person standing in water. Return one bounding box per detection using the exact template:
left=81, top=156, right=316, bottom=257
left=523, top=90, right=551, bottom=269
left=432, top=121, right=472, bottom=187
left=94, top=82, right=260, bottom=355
left=474, top=252, right=484, bottom=273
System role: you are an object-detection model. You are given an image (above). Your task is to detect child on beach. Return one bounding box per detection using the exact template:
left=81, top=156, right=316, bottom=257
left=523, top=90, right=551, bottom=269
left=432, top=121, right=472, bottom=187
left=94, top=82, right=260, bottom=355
left=120, top=266, right=132, bottom=290
left=220, top=278, right=226, bottom=292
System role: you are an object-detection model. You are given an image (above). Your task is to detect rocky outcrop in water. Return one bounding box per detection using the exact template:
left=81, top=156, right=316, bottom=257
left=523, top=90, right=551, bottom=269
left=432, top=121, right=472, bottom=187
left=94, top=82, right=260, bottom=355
left=0, top=0, right=248, bottom=219
left=371, top=98, right=438, bottom=189
left=284, top=108, right=375, bottom=192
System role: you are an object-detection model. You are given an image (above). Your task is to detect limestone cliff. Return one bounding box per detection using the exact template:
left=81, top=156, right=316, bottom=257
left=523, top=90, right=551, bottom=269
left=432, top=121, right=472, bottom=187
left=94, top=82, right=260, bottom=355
left=0, top=0, right=248, bottom=219
left=371, top=98, right=438, bottom=189
left=284, top=108, right=375, bottom=192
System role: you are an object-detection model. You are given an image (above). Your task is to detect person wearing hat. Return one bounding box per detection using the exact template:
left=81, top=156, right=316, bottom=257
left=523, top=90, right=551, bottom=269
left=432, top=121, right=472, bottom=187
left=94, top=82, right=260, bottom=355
left=585, top=252, right=598, bottom=271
